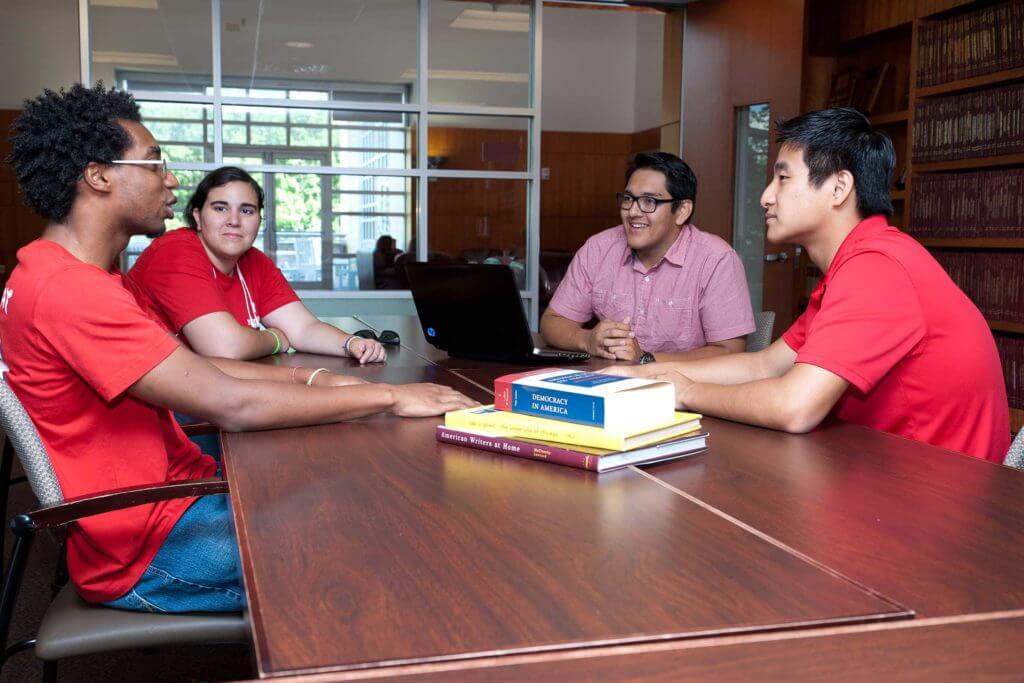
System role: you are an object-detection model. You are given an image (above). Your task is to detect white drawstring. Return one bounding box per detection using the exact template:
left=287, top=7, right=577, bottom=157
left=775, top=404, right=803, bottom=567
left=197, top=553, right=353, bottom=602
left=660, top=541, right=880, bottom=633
left=214, top=264, right=261, bottom=329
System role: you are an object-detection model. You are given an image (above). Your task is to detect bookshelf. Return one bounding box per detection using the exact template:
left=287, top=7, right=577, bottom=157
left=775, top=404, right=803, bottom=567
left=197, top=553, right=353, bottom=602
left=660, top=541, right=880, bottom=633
left=805, top=0, right=1024, bottom=433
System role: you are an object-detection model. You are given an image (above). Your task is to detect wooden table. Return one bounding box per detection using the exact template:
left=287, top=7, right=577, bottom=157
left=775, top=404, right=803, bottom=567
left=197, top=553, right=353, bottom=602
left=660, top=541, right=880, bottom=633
left=227, top=314, right=1024, bottom=678
left=245, top=612, right=1024, bottom=682
left=458, top=363, right=1024, bottom=618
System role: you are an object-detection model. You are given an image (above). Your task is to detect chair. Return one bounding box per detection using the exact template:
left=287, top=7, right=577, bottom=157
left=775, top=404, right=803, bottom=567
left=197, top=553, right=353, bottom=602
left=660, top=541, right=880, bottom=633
left=0, top=379, right=249, bottom=682
left=1005, top=429, right=1024, bottom=470
left=746, top=310, right=776, bottom=352
left=355, top=250, right=375, bottom=290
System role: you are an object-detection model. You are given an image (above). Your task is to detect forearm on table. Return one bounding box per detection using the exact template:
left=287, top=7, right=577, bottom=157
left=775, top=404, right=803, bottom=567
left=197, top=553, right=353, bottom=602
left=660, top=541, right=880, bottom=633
left=540, top=313, right=588, bottom=351
left=206, top=357, right=333, bottom=385
left=220, top=380, right=397, bottom=431
left=289, top=320, right=353, bottom=357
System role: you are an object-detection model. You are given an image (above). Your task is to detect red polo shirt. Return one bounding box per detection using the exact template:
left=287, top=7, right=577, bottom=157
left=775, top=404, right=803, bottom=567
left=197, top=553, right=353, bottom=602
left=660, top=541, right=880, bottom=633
left=783, top=216, right=1009, bottom=461
left=0, top=240, right=217, bottom=602
left=128, top=228, right=298, bottom=337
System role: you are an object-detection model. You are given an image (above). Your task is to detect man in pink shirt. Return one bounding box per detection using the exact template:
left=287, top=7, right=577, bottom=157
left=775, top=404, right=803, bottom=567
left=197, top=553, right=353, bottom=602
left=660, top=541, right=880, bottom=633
left=541, top=152, right=755, bottom=362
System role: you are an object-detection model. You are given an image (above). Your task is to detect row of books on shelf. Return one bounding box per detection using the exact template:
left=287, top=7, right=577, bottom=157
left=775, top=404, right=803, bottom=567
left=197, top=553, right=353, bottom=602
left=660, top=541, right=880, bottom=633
left=916, top=0, right=1024, bottom=88
left=440, top=368, right=706, bottom=473
left=908, top=169, right=1024, bottom=238
left=911, top=82, right=1024, bottom=163
left=932, top=251, right=1024, bottom=324
left=995, top=335, right=1024, bottom=410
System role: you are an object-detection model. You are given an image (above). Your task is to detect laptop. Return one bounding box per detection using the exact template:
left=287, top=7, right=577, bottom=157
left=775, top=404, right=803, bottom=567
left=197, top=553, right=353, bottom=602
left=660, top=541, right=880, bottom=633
left=405, top=262, right=590, bottom=364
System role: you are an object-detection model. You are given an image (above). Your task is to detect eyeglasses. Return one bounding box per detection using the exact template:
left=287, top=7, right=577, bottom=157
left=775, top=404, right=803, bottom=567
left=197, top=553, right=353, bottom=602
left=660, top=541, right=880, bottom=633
left=616, top=192, right=675, bottom=214
left=111, top=159, right=170, bottom=177
left=354, top=328, right=400, bottom=345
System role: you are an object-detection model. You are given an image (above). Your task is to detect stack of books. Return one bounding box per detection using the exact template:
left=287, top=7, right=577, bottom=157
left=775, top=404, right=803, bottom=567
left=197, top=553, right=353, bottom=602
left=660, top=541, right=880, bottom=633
left=439, top=368, right=707, bottom=473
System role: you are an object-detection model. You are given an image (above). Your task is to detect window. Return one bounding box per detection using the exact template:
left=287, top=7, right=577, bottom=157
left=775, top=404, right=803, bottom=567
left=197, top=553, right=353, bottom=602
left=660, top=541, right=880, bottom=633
left=88, top=0, right=540, bottom=318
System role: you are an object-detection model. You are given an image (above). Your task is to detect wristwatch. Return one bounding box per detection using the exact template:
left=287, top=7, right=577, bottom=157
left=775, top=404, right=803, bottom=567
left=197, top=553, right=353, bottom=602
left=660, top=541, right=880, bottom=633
left=638, top=351, right=656, bottom=365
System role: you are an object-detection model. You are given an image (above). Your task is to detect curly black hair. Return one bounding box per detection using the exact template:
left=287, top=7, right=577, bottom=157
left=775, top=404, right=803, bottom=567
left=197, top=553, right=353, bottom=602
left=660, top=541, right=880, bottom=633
left=7, top=82, right=141, bottom=222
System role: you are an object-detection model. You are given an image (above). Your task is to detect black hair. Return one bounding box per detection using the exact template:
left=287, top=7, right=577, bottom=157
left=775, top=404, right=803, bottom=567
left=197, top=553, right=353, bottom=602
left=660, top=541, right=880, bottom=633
left=775, top=107, right=895, bottom=218
left=7, top=82, right=141, bottom=222
left=185, top=166, right=265, bottom=229
left=625, top=151, right=698, bottom=221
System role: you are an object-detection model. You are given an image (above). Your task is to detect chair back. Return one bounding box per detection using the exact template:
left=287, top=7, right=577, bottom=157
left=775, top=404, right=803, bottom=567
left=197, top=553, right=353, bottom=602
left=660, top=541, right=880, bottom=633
left=355, top=251, right=375, bottom=291
left=1005, top=429, right=1024, bottom=470
left=0, top=379, right=63, bottom=505
left=747, top=310, right=776, bottom=352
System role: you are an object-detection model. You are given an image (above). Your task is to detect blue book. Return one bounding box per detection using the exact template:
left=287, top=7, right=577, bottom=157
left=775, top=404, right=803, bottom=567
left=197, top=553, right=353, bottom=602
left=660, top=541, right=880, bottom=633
left=494, top=368, right=675, bottom=432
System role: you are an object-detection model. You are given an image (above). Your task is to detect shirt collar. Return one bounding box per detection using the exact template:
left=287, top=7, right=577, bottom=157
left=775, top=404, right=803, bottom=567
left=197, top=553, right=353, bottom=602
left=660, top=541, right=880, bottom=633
left=620, top=224, right=693, bottom=270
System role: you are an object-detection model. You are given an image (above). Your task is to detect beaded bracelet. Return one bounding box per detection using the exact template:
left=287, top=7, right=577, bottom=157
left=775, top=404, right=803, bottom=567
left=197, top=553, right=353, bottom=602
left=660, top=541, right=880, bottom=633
left=343, top=335, right=358, bottom=357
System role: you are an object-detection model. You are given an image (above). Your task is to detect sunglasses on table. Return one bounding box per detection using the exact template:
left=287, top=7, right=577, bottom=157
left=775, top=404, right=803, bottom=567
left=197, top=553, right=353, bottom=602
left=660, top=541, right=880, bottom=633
left=353, top=329, right=401, bottom=345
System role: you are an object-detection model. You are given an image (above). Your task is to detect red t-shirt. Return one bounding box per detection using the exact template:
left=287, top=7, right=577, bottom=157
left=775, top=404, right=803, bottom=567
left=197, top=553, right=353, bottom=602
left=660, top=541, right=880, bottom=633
left=0, top=240, right=217, bottom=602
left=783, top=216, right=1010, bottom=462
left=128, top=228, right=299, bottom=337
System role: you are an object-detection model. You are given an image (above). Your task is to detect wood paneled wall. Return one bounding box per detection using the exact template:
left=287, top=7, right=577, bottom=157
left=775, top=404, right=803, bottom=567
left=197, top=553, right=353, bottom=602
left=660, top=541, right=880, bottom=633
left=0, top=110, right=45, bottom=284
left=424, top=126, right=660, bottom=256
left=680, top=0, right=805, bottom=330
left=835, top=0, right=914, bottom=42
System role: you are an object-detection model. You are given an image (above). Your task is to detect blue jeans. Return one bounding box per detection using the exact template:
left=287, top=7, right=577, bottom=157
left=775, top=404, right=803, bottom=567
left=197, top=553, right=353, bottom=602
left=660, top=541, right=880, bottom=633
left=175, top=411, right=221, bottom=460
left=105, top=494, right=246, bottom=613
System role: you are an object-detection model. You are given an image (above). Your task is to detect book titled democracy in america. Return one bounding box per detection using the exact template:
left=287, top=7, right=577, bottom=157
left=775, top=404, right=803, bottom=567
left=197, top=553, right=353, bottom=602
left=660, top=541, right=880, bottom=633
left=493, top=368, right=675, bottom=433
left=444, top=405, right=701, bottom=452
left=436, top=425, right=708, bottom=472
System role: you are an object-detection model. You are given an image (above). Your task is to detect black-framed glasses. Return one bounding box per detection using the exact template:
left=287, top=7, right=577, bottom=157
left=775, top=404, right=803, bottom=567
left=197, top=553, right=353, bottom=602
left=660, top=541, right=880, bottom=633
left=616, top=192, right=675, bottom=214
left=354, top=328, right=400, bottom=345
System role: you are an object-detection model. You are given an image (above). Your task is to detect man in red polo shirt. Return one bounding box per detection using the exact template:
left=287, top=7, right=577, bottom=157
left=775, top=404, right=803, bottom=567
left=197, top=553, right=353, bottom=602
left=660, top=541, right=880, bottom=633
left=606, top=108, right=1009, bottom=462
left=2, top=84, right=476, bottom=612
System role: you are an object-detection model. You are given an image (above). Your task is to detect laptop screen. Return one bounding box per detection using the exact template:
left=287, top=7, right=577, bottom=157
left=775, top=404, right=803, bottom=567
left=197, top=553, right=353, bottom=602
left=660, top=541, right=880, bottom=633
left=405, top=263, right=536, bottom=360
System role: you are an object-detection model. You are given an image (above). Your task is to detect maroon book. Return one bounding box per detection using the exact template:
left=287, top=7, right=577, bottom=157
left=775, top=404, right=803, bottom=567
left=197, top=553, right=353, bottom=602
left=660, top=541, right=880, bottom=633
left=436, top=425, right=707, bottom=473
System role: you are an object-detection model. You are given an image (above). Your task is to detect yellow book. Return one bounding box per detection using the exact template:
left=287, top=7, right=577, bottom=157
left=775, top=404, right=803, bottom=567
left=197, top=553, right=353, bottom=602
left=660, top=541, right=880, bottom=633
left=444, top=405, right=701, bottom=451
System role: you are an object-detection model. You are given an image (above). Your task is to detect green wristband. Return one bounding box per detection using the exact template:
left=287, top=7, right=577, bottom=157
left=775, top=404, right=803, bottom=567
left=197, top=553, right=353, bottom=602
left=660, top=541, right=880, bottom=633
left=267, top=329, right=282, bottom=355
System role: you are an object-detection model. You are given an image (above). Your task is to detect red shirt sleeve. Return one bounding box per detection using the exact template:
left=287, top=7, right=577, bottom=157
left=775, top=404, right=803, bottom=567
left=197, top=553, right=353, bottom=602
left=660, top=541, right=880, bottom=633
left=794, top=251, right=925, bottom=394
left=782, top=304, right=812, bottom=351
left=129, top=232, right=233, bottom=332
left=35, top=267, right=179, bottom=401
left=241, top=247, right=300, bottom=317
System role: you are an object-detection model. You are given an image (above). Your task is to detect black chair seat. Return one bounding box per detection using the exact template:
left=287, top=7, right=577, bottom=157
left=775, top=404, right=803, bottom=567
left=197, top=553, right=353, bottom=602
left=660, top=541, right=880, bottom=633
left=35, top=587, right=249, bottom=661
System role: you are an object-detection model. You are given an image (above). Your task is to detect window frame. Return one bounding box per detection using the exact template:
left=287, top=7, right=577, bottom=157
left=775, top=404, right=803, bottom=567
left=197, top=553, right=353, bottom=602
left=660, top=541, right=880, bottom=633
left=82, top=0, right=543, bottom=325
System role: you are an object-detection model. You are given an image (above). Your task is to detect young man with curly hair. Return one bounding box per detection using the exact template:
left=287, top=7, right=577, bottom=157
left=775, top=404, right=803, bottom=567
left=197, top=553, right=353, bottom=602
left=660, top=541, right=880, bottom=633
left=606, top=108, right=1009, bottom=462
left=1, top=83, right=477, bottom=612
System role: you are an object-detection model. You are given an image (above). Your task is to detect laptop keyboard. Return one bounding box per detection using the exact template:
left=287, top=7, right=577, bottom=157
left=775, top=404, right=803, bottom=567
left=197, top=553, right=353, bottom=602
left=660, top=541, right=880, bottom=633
left=533, top=349, right=591, bottom=362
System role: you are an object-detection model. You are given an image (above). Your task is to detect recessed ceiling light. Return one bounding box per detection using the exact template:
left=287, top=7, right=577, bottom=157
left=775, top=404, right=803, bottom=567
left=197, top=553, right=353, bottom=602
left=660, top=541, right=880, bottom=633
left=451, top=8, right=529, bottom=32
left=285, top=41, right=314, bottom=48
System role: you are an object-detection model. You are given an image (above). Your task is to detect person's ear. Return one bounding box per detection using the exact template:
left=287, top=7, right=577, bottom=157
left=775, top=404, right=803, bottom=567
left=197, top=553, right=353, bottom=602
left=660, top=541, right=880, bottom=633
left=832, top=170, right=855, bottom=208
left=674, top=199, right=693, bottom=226
left=80, top=162, right=114, bottom=195
left=192, top=207, right=202, bottom=231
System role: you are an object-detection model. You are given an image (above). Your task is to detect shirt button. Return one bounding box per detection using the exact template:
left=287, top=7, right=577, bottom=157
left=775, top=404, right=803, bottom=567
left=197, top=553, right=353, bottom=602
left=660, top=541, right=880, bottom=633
left=644, top=276, right=650, bottom=282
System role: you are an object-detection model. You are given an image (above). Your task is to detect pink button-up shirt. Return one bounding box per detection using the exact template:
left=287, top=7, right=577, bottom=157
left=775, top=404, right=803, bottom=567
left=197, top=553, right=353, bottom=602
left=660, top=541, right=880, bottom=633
left=548, top=224, right=755, bottom=353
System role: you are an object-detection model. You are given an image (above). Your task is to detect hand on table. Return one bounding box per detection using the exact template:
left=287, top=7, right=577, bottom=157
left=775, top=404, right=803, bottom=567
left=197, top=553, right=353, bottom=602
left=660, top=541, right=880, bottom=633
left=347, top=336, right=388, bottom=364
left=585, top=318, right=634, bottom=360
left=390, top=384, right=479, bottom=417
left=648, top=369, right=696, bottom=409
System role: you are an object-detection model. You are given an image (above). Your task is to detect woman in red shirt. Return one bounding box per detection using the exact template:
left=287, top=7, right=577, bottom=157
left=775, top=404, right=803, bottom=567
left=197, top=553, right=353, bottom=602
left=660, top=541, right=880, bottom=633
left=130, top=167, right=385, bottom=362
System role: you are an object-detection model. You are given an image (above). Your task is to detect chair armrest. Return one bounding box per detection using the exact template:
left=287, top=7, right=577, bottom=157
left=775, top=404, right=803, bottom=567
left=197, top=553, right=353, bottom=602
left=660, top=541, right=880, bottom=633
left=26, top=477, right=228, bottom=530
